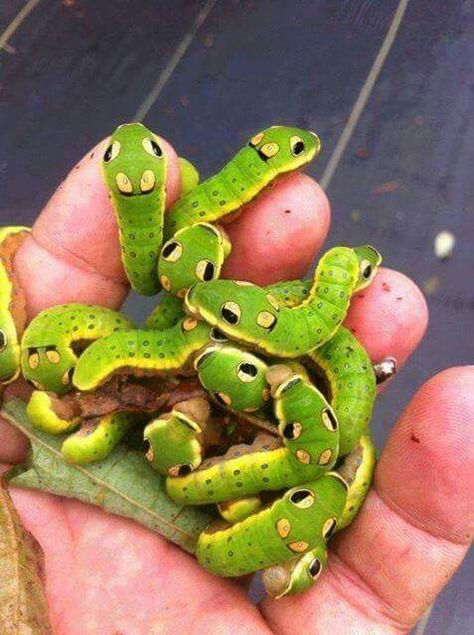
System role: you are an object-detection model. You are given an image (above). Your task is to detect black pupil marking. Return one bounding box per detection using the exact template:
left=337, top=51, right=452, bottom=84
left=281, top=377, right=302, bottom=393
left=282, top=423, right=297, bottom=439
left=363, top=265, right=372, bottom=279
left=257, top=148, right=270, bottom=162
left=210, top=327, right=227, bottom=341
left=150, top=139, right=162, bottom=157
left=290, top=489, right=312, bottom=505
left=103, top=145, right=113, bottom=162
left=196, top=350, right=214, bottom=369
left=323, top=408, right=338, bottom=431
left=324, top=519, right=337, bottom=538
left=293, top=141, right=305, bottom=155
left=67, top=367, right=75, bottom=381
left=239, top=362, right=257, bottom=377
left=162, top=242, right=178, bottom=258
left=221, top=307, right=239, bottom=325
left=0, top=330, right=6, bottom=350
left=178, top=464, right=192, bottom=476
left=203, top=262, right=215, bottom=281
left=309, top=559, right=322, bottom=578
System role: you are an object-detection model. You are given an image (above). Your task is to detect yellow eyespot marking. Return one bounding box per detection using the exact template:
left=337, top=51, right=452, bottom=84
left=140, top=169, right=156, bottom=193
left=295, top=449, right=311, bottom=464
left=45, top=350, right=60, bottom=364
left=249, top=131, right=264, bottom=147
left=288, top=422, right=302, bottom=439
left=160, top=274, right=172, bottom=292
left=276, top=518, right=292, bottom=538
left=28, top=352, right=40, bottom=370
left=183, top=317, right=199, bottom=332
left=318, top=449, right=333, bottom=465
left=259, top=142, right=279, bottom=158
left=221, top=301, right=241, bottom=326
left=146, top=445, right=154, bottom=462
left=116, top=172, right=133, bottom=194
left=61, top=369, right=73, bottom=385
left=161, top=241, right=183, bottom=262
left=142, top=137, right=163, bottom=157
left=290, top=135, right=305, bottom=156
left=360, top=259, right=374, bottom=281
left=237, top=362, right=258, bottom=383
left=289, top=489, right=315, bottom=509
left=322, top=408, right=338, bottom=432
left=176, top=288, right=187, bottom=299
left=257, top=311, right=277, bottom=329
left=168, top=466, right=181, bottom=477
left=322, top=517, right=337, bottom=539
left=195, top=259, right=215, bottom=282
left=266, top=294, right=280, bottom=311
left=289, top=541, right=309, bottom=553
left=262, top=387, right=271, bottom=401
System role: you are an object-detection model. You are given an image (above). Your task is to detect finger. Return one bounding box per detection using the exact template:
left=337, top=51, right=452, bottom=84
left=223, top=174, right=330, bottom=285
left=345, top=268, right=429, bottom=368
left=262, top=367, right=474, bottom=634
left=14, top=136, right=181, bottom=317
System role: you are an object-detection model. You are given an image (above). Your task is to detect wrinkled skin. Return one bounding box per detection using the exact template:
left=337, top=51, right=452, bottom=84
left=1, top=135, right=473, bottom=635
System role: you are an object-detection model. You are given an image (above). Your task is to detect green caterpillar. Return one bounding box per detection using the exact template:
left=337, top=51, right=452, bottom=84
left=261, top=434, right=376, bottom=597
left=185, top=245, right=381, bottom=357
left=164, top=126, right=321, bottom=240
left=21, top=304, right=134, bottom=393
left=0, top=226, right=30, bottom=384
left=196, top=471, right=346, bottom=577
left=73, top=317, right=222, bottom=392
left=103, top=123, right=170, bottom=296
left=145, top=293, right=185, bottom=331
left=166, top=367, right=339, bottom=505
left=26, top=389, right=134, bottom=464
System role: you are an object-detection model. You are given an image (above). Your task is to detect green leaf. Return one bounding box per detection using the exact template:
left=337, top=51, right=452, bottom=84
left=2, top=399, right=216, bottom=554
left=0, top=478, right=53, bottom=634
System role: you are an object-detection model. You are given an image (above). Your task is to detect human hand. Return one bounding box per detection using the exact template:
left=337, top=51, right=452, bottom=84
left=1, top=135, right=472, bottom=634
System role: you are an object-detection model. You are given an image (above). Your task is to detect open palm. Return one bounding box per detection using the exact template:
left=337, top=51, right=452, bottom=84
left=2, top=137, right=472, bottom=635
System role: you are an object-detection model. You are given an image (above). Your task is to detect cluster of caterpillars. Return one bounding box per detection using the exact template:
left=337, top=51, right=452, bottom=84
left=0, top=124, right=396, bottom=598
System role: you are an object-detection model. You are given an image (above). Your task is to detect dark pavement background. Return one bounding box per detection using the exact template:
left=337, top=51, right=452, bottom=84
left=1, top=1, right=472, bottom=633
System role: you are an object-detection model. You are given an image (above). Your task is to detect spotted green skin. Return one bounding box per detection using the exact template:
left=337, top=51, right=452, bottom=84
left=185, top=245, right=381, bottom=357
left=262, top=545, right=328, bottom=598
left=261, top=435, right=375, bottom=596
left=146, top=293, right=184, bottom=331
left=27, top=390, right=80, bottom=434
left=103, top=123, right=168, bottom=296
left=158, top=223, right=230, bottom=297
left=178, top=157, right=200, bottom=195
left=61, top=413, right=134, bottom=464
left=166, top=372, right=339, bottom=505
left=164, top=126, right=321, bottom=240
left=144, top=410, right=203, bottom=476
left=0, top=226, right=30, bottom=384
left=195, top=344, right=270, bottom=413
left=196, top=472, right=346, bottom=577
left=73, top=317, right=217, bottom=391
left=21, top=304, right=134, bottom=394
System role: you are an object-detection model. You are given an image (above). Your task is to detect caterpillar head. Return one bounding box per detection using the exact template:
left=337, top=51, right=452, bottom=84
left=248, top=126, right=321, bottom=172
left=354, top=245, right=382, bottom=291
left=103, top=122, right=166, bottom=198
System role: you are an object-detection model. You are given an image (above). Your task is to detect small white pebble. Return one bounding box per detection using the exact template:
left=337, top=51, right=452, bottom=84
left=434, top=230, right=456, bottom=260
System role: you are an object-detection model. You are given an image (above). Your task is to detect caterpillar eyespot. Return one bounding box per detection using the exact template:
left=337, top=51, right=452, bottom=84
left=290, top=135, right=305, bottom=156
left=103, top=140, right=120, bottom=162
left=236, top=362, right=258, bottom=382
left=289, top=489, right=315, bottom=508
left=221, top=302, right=241, bottom=325
left=162, top=241, right=182, bottom=262
left=169, top=464, right=194, bottom=477
left=142, top=137, right=163, bottom=157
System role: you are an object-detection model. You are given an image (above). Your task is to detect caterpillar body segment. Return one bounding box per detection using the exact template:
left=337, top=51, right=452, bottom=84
left=61, top=412, right=134, bottom=464
left=27, top=390, right=81, bottom=434
left=164, top=126, right=320, bottom=239
left=178, top=157, right=200, bottom=195
left=0, top=226, right=30, bottom=384
left=73, top=317, right=214, bottom=391
left=21, top=304, right=134, bottom=394
left=217, top=496, right=263, bottom=523
left=196, top=472, right=346, bottom=577
left=145, top=293, right=185, bottom=331
left=103, top=123, right=168, bottom=295
left=185, top=246, right=381, bottom=357
left=165, top=372, right=339, bottom=505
